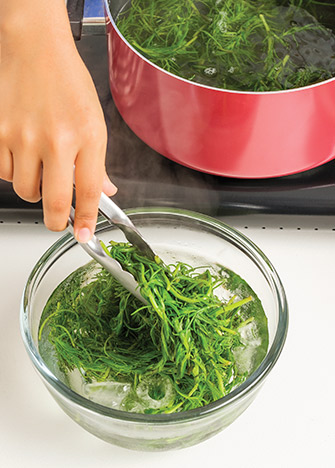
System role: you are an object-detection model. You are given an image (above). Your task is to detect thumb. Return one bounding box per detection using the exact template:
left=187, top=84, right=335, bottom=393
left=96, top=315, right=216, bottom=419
left=102, top=171, right=118, bottom=197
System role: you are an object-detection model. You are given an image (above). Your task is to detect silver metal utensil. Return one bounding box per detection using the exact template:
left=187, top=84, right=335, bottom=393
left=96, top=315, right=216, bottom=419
left=98, top=193, right=156, bottom=261
left=68, top=207, right=146, bottom=303
left=67, top=194, right=155, bottom=304
left=71, top=169, right=155, bottom=261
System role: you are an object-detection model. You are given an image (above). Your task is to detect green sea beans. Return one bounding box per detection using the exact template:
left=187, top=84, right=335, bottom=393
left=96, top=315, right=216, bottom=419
left=116, top=0, right=335, bottom=91
left=39, top=241, right=268, bottom=413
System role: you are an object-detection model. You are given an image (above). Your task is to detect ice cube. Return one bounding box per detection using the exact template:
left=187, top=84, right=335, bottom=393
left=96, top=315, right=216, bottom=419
left=84, top=381, right=132, bottom=408
left=233, top=322, right=262, bottom=374
left=135, top=375, right=175, bottom=410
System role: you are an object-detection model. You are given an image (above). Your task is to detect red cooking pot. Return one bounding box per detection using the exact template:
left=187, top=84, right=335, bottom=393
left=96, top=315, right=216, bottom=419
left=102, top=1, right=335, bottom=179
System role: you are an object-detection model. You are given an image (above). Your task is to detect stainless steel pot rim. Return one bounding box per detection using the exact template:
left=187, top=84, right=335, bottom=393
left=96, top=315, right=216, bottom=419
left=103, top=0, right=335, bottom=96
left=21, top=207, right=288, bottom=424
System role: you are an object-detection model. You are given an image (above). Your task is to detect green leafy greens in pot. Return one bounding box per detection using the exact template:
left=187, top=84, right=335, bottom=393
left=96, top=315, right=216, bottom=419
left=116, top=0, right=335, bottom=91
left=38, top=241, right=268, bottom=414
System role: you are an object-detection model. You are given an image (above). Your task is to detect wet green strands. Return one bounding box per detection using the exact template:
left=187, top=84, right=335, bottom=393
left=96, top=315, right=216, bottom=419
left=39, top=242, right=268, bottom=414
left=116, top=0, right=335, bottom=91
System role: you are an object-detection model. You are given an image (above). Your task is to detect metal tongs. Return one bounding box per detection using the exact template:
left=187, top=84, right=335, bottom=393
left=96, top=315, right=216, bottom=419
left=68, top=192, right=154, bottom=303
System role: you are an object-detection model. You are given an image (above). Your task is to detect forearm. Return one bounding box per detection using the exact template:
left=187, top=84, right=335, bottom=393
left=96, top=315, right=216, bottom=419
left=0, top=0, right=75, bottom=59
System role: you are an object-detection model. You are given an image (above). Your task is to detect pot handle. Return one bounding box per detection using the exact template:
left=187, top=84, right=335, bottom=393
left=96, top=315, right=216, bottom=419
left=67, top=0, right=85, bottom=41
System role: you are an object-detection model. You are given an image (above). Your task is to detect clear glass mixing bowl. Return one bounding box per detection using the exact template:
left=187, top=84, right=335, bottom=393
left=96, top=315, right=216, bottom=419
left=20, top=208, right=288, bottom=451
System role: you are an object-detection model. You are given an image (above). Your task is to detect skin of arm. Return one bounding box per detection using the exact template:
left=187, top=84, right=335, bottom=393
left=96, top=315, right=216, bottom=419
left=0, top=0, right=117, bottom=242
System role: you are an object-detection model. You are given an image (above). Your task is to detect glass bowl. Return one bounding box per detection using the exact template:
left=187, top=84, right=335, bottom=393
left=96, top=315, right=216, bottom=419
left=20, top=208, right=288, bottom=451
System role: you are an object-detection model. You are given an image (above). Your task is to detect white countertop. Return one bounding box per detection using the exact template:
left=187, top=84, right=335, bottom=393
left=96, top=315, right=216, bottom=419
left=1, top=214, right=334, bottom=467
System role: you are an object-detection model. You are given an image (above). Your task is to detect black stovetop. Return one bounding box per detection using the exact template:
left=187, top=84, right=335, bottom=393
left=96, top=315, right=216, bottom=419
left=1, top=33, right=335, bottom=219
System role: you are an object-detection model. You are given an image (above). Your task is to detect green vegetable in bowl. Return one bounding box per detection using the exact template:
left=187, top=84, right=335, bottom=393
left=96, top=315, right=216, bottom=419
left=38, top=241, right=268, bottom=414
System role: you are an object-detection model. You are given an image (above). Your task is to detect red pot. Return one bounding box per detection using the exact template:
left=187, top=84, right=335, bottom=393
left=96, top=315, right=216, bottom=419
left=104, top=0, right=335, bottom=179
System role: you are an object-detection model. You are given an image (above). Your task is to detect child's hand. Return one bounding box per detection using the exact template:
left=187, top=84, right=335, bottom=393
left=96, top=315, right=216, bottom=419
left=0, top=0, right=117, bottom=242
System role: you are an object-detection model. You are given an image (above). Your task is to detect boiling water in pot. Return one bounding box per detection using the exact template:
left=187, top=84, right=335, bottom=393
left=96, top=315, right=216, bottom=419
left=112, top=0, right=335, bottom=91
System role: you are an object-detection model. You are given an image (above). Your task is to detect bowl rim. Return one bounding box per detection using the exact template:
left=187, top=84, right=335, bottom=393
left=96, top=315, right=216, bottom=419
left=20, top=207, right=288, bottom=424
left=104, top=0, right=335, bottom=96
